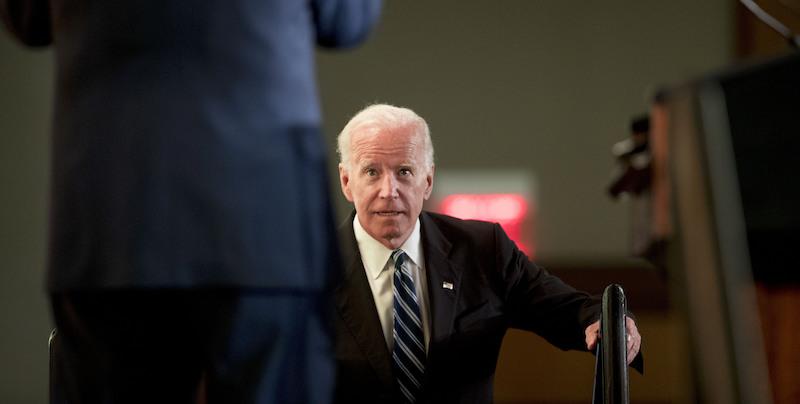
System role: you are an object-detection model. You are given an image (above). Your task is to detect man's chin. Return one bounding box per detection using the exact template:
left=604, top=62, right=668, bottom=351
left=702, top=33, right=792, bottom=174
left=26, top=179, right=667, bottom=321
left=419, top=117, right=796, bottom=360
left=377, top=228, right=402, bottom=240
left=375, top=225, right=410, bottom=247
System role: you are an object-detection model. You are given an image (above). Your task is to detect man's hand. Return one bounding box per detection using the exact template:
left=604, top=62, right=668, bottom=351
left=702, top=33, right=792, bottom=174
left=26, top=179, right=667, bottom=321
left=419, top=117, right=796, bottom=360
left=585, top=317, right=641, bottom=365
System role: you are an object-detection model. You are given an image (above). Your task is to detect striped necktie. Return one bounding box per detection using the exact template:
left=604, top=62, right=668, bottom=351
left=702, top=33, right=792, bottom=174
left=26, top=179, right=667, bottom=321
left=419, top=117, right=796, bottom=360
left=391, top=249, right=426, bottom=403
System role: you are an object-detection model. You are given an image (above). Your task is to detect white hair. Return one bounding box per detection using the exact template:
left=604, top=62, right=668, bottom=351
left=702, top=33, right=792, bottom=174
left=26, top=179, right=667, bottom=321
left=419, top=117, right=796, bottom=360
left=337, top=103, right=434, bottom=173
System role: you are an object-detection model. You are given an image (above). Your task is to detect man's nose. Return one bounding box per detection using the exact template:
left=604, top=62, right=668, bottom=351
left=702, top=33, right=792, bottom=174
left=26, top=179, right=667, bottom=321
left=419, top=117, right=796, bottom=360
left=378, top=174, right=399, bottom=198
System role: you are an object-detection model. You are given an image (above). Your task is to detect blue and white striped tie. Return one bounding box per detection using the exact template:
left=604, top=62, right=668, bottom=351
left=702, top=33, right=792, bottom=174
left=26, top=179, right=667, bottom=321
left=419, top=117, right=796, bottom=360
left=391, top=249, right=425, bottom=403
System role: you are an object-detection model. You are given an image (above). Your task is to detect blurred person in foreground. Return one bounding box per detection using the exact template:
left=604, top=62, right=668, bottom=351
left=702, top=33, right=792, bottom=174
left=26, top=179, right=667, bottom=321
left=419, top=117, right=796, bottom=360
left=1, top=1, right=382, bottom=402
left=333, top=103, right=642, bottom=403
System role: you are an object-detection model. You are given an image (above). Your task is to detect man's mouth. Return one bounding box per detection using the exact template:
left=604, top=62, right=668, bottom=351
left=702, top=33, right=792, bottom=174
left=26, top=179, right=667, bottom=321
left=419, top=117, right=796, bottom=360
left=376, top=211, right=402, bottom=216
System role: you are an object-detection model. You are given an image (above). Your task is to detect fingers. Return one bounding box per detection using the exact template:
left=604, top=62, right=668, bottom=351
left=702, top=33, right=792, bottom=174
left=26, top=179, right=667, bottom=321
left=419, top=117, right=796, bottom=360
left=586, top=318, right=642, bottom=363
left=584, top=320, right=601, bottom=350
left=625, top=318, right=642, bottom=364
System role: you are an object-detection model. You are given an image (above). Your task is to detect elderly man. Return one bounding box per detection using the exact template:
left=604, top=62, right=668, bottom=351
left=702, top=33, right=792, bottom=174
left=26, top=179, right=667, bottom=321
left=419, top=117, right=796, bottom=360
left=332, top=104, right=642, bottom=403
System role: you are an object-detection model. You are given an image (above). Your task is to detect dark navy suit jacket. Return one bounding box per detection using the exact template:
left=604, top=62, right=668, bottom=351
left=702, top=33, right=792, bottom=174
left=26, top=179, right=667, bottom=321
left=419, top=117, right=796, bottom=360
left=1, top=0, right=382, bottom=291
left=334, top=210, right=603, bottom=403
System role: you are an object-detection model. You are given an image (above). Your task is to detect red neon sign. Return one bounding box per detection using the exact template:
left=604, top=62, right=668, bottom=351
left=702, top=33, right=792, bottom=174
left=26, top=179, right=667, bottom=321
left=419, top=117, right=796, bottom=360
left=440, top=194, right=533, bottom=256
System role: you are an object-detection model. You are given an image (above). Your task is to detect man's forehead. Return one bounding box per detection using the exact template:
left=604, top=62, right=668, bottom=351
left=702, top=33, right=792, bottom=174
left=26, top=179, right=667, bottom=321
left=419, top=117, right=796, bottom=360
left=357, top=158, right=415, bottom=169
left=352, top=135, right=422, bottom=157
left=352, top=124, right=420, bottom=144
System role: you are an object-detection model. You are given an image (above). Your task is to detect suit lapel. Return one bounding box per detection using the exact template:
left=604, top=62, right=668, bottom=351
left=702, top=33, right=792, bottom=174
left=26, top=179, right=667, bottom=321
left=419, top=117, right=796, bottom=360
left=334, top=213, right=396, bottom=389
left=419, top=212, right=462, bottom=354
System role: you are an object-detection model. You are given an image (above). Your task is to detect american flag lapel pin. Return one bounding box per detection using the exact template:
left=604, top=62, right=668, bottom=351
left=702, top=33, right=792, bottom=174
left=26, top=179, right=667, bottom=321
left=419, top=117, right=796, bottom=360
left=442, top=281, right=454, bottom=290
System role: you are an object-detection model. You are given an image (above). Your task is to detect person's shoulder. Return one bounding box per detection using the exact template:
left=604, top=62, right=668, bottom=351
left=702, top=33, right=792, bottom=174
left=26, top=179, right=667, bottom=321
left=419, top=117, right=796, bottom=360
left=421, top=211, right=516, bottom=268
left=422, top=211, right=498, bottom=236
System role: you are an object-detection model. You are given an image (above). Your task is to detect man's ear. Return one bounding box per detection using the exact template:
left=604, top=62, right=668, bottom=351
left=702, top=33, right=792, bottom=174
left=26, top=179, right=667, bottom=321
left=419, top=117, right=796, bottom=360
left=339, top=164, right=354, bottom=202
left=423, top=165, right=435, bottom=200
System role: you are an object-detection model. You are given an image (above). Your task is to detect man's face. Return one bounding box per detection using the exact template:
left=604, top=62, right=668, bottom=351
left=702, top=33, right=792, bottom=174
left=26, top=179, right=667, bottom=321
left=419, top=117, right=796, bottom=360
left=339, top=125, right=434, bottom=250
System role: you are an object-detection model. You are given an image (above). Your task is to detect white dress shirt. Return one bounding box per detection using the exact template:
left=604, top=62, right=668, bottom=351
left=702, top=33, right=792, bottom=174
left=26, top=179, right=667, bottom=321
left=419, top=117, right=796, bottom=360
left=353, top=215, right=431, bottom=352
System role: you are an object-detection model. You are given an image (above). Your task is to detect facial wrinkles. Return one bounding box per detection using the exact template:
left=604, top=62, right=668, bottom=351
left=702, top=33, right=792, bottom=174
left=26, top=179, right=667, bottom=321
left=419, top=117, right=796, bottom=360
left=352, top=129, right=423, bottom=180
left=353, top=132, right=418, bottom=165
left=349, top=128, right=428, bottom=241
left=362, top=159, right=407, bottom=214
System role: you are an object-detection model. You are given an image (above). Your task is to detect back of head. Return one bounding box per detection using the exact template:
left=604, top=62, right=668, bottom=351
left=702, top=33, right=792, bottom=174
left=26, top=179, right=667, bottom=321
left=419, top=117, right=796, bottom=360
left=337, top=103, right=433, bottom=172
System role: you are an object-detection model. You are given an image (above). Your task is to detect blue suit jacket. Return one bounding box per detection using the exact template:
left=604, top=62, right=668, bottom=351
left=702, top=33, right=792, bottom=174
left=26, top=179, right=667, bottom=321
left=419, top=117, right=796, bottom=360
left=334, top=211, right=602, bottom=403
left=1, top=0, right=382, bottom=291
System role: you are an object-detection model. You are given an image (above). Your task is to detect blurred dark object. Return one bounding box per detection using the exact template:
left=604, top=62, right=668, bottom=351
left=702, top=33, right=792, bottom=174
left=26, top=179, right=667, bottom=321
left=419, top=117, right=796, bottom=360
left=641, top=50, right=800, bottom=404
left=657, top=51, right=800, bottom=286
left=608, top=115, right=668, bottom=268
left=608, top=116, right=652, bottom=198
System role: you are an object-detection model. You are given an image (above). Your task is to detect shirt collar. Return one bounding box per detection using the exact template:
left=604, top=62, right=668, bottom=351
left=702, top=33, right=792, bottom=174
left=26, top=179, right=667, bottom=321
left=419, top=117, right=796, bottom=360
left=353, top=215, right=423, bottom=280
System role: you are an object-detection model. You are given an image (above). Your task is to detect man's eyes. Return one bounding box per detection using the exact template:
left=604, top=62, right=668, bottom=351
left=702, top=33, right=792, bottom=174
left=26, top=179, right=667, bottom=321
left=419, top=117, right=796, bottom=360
left=364, top=168, right=411, bottom=176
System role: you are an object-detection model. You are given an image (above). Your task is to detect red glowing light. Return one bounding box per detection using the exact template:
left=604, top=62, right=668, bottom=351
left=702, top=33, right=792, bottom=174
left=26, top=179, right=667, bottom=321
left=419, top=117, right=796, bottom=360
left=441, top=194, right=527, bottom=223
left=440, top=193, right=534, bottom=256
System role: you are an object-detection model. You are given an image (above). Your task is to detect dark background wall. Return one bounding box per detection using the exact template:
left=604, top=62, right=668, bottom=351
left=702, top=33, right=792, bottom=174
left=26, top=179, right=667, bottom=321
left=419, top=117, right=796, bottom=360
left=1, top=25, right=53, bottom=404
left=1, top=1, right=754, bottom=402
left=316, top=1, right=734, bottom=260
